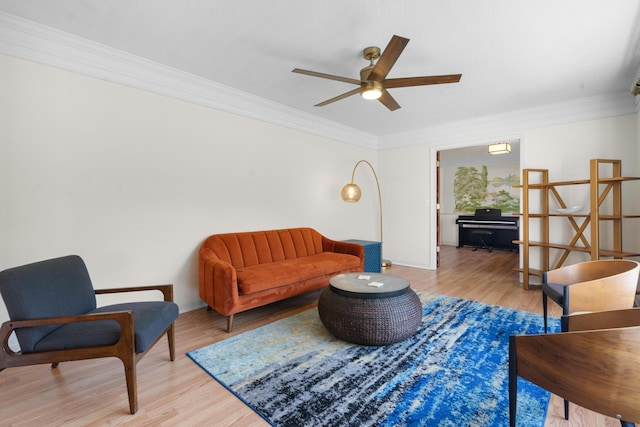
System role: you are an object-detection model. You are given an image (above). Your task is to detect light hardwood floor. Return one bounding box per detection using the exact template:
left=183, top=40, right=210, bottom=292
left=0, top=246, right=620, bottom=426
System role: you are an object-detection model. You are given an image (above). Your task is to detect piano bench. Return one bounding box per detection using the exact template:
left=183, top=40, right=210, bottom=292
left=471, top=230, right=494, bottom=252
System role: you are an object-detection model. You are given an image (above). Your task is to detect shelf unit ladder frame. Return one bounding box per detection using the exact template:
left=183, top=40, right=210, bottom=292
left=517, top=159, right=640, bottom=291
left=521, top=169, right=551, bottom=290
left=590, top=159, right=623, bottom=260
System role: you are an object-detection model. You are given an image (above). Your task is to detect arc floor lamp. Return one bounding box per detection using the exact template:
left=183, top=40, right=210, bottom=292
left=341, top=160, right=391, bottom=267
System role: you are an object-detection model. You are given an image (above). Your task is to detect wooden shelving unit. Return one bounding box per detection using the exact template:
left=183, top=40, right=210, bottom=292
left=514, top=159, right=640, bottom=289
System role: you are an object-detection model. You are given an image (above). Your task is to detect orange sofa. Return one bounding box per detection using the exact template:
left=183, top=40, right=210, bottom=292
left=198, top=227, right=364, bottom=331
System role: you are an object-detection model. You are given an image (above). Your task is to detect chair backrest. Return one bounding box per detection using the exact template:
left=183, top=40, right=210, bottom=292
left=0, top=255, right=97, bottom=352
left=512, top=309, right=640, bottom=423
left=544, top=259, right=640, bottom=314
left=564, top=307, right=640, bottom=332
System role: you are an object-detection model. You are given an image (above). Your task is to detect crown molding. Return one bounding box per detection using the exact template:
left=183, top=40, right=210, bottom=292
left=0, top=12, right=376, bottom=149
left=378, top=92, right=638, bottom=150
left=1, top=12, right=637, bottom=152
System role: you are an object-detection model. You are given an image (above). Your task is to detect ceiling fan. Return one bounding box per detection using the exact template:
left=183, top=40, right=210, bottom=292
left=292, top=35, right=462, bottom=111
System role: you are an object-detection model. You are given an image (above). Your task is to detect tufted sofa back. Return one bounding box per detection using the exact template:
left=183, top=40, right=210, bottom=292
left=201, top=228, right=328, bottom=269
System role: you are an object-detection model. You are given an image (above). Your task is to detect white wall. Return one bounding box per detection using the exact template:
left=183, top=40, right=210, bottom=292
left=521, top=115, right=638, bottom=177
left=0, top=55, right=379, bottom=323
left=381, top=114, right=639, bottom=270
left=2, top=52, right=639, bottom=327
left=379, top=145, right=431, bottom=267
left=521, top=115, right=640, bottom=269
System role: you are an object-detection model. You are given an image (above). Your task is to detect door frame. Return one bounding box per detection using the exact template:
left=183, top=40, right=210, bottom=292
left=429, top=136, right=523, bottom=269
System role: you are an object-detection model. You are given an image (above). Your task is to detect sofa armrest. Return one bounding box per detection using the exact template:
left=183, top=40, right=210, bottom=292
left=198, top=248, right=239, bottom=315
left=322, top=237, right=365, bottom=270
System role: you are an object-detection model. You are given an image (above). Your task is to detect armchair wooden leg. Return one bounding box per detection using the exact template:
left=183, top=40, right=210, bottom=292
left=542, top=293, right=548, bottom=333
left=124, top=360, right=138, bottom=414
left=564, top=398, right=569, bottom=420
left=508, top=336, right=517, bottom=427
left=227, top=314, right=234, bottom=333
left=167, top=323, right=176, bottom=361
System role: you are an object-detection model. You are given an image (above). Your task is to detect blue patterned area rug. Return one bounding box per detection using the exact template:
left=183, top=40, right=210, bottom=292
left=188, top=293, right=559, bottom=427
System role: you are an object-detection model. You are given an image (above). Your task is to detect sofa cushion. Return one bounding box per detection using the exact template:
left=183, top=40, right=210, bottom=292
left=237, top=252, right=361, bottom=294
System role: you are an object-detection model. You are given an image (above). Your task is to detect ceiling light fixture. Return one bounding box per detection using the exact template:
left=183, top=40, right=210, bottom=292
left=360, top=81, right=383, bottom=100
left=488, top=142, right=512, bottom=155
left=631, top=77, right=640, bottom=96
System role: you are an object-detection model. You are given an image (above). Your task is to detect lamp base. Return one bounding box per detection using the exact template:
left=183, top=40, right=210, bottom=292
left=381, top=259, right=392, bottom=268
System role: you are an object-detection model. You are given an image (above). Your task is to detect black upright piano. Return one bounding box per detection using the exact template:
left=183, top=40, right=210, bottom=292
left=455, top=208, right=519, bottom=251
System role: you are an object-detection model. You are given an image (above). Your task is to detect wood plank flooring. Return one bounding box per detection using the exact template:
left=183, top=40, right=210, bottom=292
left=0, top=246, right=619, bottom=426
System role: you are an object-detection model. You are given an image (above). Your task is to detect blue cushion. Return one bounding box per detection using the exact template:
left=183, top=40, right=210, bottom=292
left=33, top=301, right=179, bottom=354
left=0, top=255, right=97, bottom=353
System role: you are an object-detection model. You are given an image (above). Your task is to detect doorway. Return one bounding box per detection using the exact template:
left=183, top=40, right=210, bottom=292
left=434, top=140, right=521, bottom=268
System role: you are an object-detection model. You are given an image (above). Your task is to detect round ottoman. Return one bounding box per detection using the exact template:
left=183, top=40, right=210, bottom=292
left=318, top=273, right=423, bottom=346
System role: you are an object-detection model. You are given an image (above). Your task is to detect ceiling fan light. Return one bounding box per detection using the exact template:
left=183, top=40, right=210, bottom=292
left=361, top=81, right=383, bottom=100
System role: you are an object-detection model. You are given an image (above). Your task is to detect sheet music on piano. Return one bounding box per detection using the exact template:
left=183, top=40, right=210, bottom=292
left=455, top=208, right=519, bottom=251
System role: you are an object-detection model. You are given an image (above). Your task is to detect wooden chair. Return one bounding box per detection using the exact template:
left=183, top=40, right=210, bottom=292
left=0, top=255, right=179, bottom=414
left=509, top=308, right=640, bottom=427
left=542, top=259, right=640, bottom=333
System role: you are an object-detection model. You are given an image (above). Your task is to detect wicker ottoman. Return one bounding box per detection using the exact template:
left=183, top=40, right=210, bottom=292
left=318, top=273, right=422, bottom=346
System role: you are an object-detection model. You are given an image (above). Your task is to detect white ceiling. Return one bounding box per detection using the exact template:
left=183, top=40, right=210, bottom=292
left=1, top=1, right=639, bottom=139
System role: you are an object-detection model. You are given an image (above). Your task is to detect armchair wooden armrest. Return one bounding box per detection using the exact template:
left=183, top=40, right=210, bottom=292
left=95, top=284, right=174, bottom=302
left=0, top=310, right=135, bottom=368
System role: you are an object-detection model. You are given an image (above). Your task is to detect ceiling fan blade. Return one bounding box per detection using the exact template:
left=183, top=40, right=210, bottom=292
left=292, top=68, right=361, bottom=85
left=378, top=89, right=401, bottom=111
left=314, top=88, right=361, bottom=107
left=384, top=74, right=462, bottom=88
left=368, top=35, right=409, bottom=81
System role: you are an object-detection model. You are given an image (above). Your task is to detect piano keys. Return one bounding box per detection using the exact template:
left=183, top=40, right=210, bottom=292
left=455, top=208, right=519, bottom=251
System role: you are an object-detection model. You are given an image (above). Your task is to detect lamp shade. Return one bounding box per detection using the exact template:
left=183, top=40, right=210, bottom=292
left=341, top=183, right=361, bottom=202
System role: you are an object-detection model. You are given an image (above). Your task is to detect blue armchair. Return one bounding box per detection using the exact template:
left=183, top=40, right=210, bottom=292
left=0, top=255, right=179, bottom=414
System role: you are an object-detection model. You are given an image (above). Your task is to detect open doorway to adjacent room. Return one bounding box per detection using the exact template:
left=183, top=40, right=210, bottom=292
left=436, top=140, right=521, bottom=268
